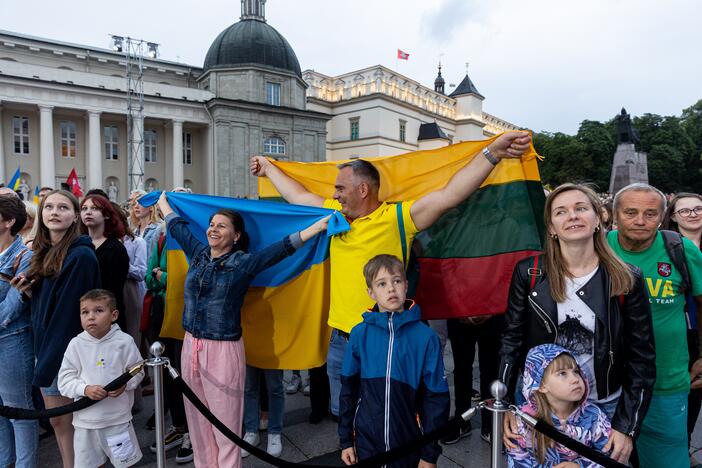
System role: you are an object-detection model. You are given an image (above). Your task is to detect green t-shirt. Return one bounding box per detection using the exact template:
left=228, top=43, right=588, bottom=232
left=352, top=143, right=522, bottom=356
left=608, top=230, right=702, bottom=394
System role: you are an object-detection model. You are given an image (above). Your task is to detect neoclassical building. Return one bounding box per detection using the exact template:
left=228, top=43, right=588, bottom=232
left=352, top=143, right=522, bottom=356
left=0, top=0, right=520, bottom=200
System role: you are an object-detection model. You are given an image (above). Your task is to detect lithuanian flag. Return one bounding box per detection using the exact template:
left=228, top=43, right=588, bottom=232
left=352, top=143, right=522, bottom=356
left=259, top=133, right=545, bottom=319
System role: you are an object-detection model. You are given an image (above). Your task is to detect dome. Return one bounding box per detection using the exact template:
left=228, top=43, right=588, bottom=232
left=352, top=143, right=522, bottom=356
left=203, top=20, right=302, bottom=77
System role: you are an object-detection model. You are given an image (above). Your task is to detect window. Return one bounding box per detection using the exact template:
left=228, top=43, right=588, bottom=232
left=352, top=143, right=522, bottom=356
left=263, top=137, right=286, bottom=155
left=350, top=118, right=359, bottom=141
left=60, top=121, right=77, bottom=158
left=104, top=126, right=119, bottom=160
left=144, top=130, right=157, bottom=163
left=399, top=120, right=406, bottom=143
left=182, top=132, right=192, bottom=165
left=266, top=82, right=281, bottom=106
left=12, top=116, right=29, bottom=154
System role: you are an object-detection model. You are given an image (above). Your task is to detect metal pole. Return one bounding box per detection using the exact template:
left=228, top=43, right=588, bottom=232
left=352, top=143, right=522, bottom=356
left=147, top=341, right=167, bottom=468
left=490, top=380, right=508, bottom=468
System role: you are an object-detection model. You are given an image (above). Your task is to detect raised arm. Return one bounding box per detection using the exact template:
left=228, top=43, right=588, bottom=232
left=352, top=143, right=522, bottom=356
left=250, top=156, right=324, bottom=207
left=157, top=192, right=207, bottom=260
left=410, top=131, right=532, bottom=231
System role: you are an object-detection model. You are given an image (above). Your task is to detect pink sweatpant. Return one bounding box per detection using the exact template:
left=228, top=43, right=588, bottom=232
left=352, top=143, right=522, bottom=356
left=181, top=332, right=246, bottom=468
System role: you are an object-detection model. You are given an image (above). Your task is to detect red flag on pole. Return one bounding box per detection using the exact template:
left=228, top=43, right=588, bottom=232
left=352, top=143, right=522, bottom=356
left=66, top=168, right=83, bottom=197
left=397, top=49, right=410, bottom=60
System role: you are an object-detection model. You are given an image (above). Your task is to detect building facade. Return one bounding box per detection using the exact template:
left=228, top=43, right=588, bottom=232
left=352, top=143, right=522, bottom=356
left=0, top=0, right=521, bottom=200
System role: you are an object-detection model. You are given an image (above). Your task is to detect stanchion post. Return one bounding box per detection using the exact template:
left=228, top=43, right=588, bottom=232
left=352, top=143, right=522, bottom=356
left=146, top=342, right=167, bottom=468
left=489, top=380, right=508, bottom=468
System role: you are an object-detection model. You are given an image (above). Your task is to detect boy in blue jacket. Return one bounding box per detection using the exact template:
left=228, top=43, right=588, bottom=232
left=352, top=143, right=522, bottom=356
left=339, top=254, right=450, bottom=468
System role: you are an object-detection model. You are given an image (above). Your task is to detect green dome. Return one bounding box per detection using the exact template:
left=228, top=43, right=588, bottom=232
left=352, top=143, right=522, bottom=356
left=203, top=20, right=302, bottom=77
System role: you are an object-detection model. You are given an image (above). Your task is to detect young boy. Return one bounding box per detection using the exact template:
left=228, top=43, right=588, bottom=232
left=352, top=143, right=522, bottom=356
left=58, top=289, right=144, bottom=468
left=338, top=254, right=450, bottom=468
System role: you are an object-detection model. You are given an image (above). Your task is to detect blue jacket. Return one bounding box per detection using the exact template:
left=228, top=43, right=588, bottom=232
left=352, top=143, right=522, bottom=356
left=0, top=235, right=32, bottom=337
left=31, top=235, right=100, bottom=387
left=339, top=301, right=450, bottom=467
left=166, top=213, right=301, bottom=341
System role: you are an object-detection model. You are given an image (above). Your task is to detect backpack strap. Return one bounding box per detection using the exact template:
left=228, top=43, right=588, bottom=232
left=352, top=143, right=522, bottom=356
left=661, top=230, right=691, bottom=294
left=396, top=202, right=407, bottom=266
left=527, top=255, right=543, bottom=291
left=157, top=232, right=166, bottom=258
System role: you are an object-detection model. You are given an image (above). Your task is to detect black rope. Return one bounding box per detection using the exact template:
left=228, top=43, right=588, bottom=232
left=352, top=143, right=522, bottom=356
left=173, top=373, right=629, bottom=468
left=171, top=373, right=466, bottom=467
left=533, top=420, right=628, bottom=468
left=0, top=369, right=137, bottom=420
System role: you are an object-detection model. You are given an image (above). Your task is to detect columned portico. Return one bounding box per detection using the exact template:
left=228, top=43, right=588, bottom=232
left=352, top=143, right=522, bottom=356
left=172, top=119, right=184, bottom=189
left=86, top=110, right=102, bottom=189
left=39, top=105, right=55, bottom=188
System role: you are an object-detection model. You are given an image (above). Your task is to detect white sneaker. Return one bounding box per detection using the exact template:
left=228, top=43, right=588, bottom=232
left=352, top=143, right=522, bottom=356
left=267, top=433, right=283, bottom=457
left=241, top=432, right=260, bottom=458
left=285, top=374, right=302, bottom=394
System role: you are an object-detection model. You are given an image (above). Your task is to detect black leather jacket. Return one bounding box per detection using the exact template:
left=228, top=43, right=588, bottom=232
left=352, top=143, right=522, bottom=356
left=498, top=256, right=656, bottom=438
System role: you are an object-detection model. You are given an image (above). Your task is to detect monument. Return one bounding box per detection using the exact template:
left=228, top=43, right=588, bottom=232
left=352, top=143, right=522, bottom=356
left=608, top=108, right=648, bottom=194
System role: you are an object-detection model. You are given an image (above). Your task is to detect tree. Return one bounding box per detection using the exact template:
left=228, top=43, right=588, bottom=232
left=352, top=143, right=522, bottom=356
left=576, top=120, right=616, bottom=191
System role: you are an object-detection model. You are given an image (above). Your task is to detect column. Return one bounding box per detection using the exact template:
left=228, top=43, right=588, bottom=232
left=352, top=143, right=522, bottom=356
left=39, top=105, right=55, bottom=188
left=86, top=110, right=102, bottom=190
left=203, top=123, right=214, bottom=195
left=0, top=102, right=5, bottom=184
left=171, top=119, right=183, bottom=189
left=129, top=115, right=145, bottom=191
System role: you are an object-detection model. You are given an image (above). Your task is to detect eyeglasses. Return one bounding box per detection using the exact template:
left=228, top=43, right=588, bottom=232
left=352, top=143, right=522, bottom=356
left=675, top=207, right=702, bottom=217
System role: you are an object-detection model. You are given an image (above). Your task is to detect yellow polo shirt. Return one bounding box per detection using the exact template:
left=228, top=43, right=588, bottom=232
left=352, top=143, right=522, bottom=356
left=323, top=199, right=419, bottom=332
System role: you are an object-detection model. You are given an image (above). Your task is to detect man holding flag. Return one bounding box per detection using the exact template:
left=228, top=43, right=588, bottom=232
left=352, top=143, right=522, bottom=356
left=251, top=130, right=532, bottom=419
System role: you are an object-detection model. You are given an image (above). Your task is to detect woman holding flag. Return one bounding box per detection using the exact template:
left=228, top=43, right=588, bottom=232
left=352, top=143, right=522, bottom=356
left=156, top=192, right=329, bottom=467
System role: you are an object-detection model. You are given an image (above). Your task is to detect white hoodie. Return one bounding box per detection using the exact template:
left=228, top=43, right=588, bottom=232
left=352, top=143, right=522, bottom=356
left=58, top=324, right=144, bottom=429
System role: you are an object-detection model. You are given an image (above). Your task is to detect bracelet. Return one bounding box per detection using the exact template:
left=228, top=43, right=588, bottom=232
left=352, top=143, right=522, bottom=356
left=482, top=146, right=499, bottom=166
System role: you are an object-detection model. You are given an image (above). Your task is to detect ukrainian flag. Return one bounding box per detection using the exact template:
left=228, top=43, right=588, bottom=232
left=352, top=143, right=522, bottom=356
left=7, top=167, right=21, bottom=191
left=138, top=191, right=349, bottom=369
left=33, top=186, right=40, bottom=205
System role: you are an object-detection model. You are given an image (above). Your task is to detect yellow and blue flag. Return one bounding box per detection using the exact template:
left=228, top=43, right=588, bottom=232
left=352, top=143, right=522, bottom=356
left=33, top=186, right=40, bottom=205
left=7, top=167, right=20, bottom=191
left=138, top=191, right=349, bottom=369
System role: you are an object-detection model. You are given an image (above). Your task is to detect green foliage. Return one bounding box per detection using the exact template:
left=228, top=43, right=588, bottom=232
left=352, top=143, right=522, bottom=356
left=535, top=100, right=702, bottom=193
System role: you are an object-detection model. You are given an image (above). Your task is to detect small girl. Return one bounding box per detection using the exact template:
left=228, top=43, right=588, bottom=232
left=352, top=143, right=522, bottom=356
left=507, top=344, right=611, bottom=468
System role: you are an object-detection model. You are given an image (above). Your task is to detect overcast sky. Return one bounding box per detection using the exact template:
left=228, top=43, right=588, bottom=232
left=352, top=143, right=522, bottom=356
left=3, top=0, right=699, bottom=134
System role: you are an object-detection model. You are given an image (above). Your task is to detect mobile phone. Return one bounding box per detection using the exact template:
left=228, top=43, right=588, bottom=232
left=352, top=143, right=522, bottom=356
left=0, top=272, right=14, bottom=282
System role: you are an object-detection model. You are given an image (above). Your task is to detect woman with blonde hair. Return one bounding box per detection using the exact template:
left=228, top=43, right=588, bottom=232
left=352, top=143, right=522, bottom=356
left=499, top=183, right=655, bottom=465
left=19, top=201, right=37, bottom=246
left=130, top=190, right=163, bottom=260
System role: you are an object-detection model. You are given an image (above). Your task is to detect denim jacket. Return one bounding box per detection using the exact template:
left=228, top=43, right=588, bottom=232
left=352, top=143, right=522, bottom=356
left=166, top=213, right=302, bottom=341
left=0, top=236, right=32, bottom=337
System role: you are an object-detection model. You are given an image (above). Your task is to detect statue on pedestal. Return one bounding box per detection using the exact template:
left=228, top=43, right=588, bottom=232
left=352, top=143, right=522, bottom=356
left=107, top=181, right=119, bottom=202
left=17, top=179, right=30, bottom=202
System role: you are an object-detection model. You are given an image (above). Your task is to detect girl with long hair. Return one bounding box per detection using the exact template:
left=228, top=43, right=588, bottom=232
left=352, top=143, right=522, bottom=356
left=80, top=194, right=130, bottom=330
left=661, top=192, right=702, bottom=453
left=12, top=190, right=100, bottom=468
left=507, top=344, right=611, bottom=467
left=499, top=183, right=655, bottom=464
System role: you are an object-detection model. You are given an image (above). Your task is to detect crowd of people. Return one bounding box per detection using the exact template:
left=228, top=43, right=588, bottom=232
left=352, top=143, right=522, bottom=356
left=1, top=129, right=702, bottom=468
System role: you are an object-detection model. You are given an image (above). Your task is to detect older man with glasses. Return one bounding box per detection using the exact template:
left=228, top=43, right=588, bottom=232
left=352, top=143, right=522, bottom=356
left=608, top=183, right=702, bottom=468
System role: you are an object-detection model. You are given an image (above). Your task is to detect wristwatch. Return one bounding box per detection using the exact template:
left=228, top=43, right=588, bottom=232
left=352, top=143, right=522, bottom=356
left=482, top=146, right=499, bottom=166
